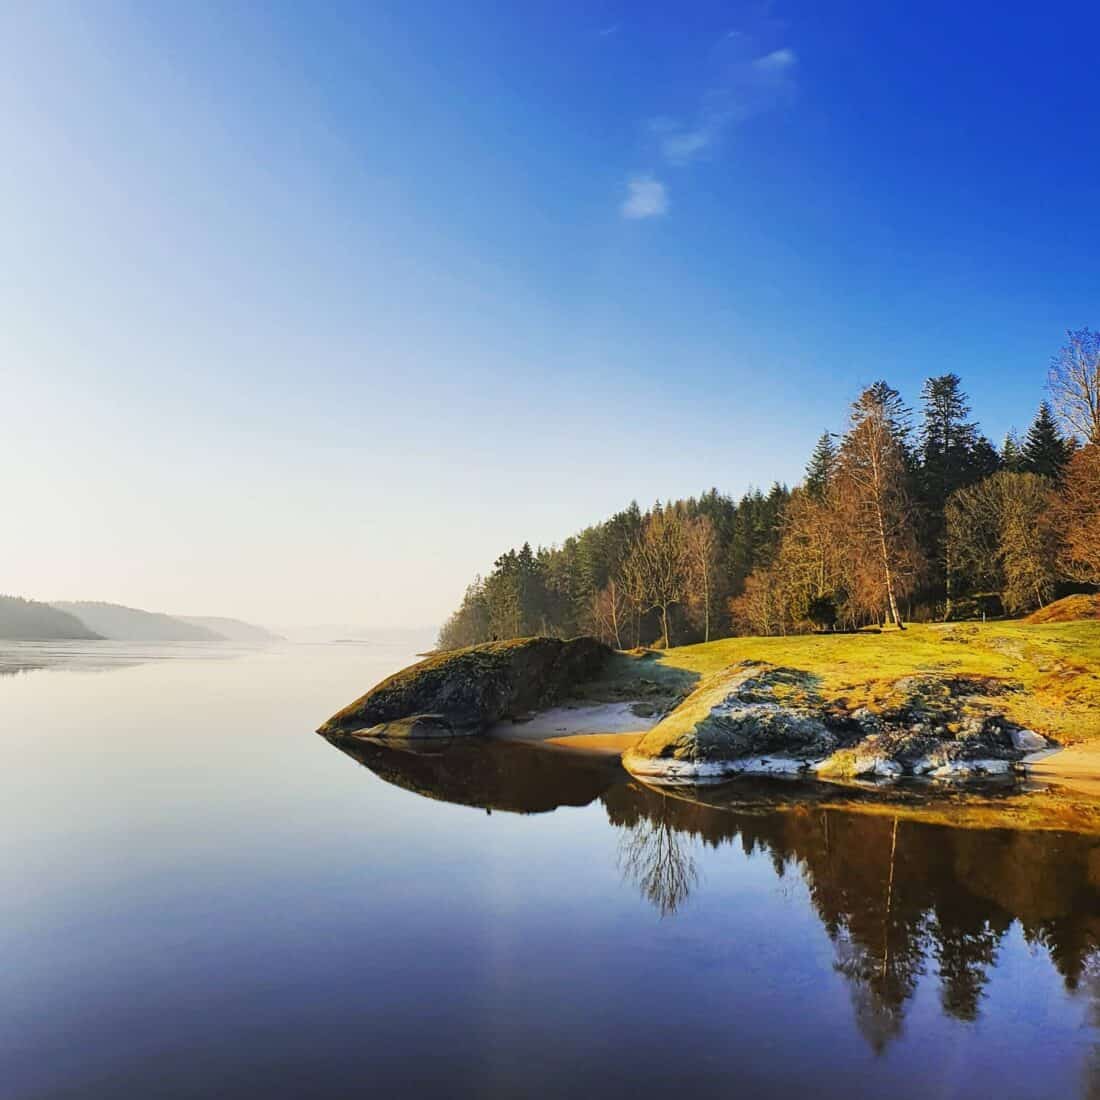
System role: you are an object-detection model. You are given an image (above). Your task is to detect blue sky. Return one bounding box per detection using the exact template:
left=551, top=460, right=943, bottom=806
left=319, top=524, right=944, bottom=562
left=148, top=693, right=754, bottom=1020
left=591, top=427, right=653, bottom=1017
left=4, top=2, right=1098, bottom=628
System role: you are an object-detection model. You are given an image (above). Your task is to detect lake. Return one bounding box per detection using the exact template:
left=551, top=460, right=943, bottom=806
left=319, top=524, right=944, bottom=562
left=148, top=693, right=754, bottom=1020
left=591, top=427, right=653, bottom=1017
left=5, top=641, right=1100, bottom=1099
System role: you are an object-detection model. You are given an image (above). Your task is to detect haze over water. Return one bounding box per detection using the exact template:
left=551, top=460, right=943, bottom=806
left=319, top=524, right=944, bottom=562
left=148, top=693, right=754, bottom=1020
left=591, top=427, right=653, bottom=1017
left=3, top=641, right=1100, bottom=1099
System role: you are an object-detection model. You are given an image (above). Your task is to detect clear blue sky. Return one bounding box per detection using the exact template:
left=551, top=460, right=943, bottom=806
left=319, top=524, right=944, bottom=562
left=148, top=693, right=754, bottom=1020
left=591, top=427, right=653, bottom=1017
left=4, top=2, right=1097, bottom=628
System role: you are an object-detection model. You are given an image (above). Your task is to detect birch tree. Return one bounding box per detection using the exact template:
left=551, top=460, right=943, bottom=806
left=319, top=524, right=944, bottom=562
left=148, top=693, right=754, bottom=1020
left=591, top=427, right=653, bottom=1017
left=1049, top=328, right=1100, bottom=445
left=621, top=507, right=688, bottom=649
left=684, top=514, right=718, bottom=642
left=588, top=578, right=628, bottom=649
left=1055, top=444, right=1100, bottom=584
left=836, top=382, right=921, bottom=629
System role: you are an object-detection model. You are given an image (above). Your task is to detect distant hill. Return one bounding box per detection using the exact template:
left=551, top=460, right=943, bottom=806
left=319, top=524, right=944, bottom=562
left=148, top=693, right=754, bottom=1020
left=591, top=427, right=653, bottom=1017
left=0, top=596, right=103, bottom=640
left=178, top=616, right=283, bottom=643
left=51, top=602, right=225, bottom=642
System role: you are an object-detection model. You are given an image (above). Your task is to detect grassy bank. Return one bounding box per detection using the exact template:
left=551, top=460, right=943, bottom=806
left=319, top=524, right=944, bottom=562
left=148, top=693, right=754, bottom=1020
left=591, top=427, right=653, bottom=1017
left=636, top=621, right=1100, bottom=744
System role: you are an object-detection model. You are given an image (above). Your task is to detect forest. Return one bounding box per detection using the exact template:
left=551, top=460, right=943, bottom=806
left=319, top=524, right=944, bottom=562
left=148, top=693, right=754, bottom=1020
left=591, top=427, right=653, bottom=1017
left=439, top=328, right=1100, bottom=650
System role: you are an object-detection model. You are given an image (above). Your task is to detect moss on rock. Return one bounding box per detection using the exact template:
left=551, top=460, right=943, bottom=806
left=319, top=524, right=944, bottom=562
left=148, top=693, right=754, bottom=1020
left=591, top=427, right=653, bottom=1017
left=317, top=636, right=610, bottom=736
left=623, top=660, right=1051, bottom=784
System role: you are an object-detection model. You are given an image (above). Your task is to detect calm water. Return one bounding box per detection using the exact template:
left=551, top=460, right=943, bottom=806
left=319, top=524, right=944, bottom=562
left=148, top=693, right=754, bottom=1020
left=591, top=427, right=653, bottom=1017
left=5, top=642, right=1100, bottom=1099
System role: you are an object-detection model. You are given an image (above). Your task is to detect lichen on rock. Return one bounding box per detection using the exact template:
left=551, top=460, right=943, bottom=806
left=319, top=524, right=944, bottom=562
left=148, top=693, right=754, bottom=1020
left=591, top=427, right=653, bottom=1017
left=623, top=660, right=1051, bottom=785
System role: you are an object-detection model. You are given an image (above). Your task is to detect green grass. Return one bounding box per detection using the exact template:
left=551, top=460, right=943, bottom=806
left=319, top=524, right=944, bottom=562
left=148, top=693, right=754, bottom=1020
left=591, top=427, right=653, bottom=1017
left=633, top=621, right=1100, bottom=745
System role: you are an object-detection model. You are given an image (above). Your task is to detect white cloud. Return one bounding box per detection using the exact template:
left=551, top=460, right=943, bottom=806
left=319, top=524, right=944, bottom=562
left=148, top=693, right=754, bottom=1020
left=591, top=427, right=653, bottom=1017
left=652, top=41, right=798, bottom=166
left=661, top=128, right=713, bottom=165
left=754, top=47, right=797, bottom=73
left=621, top=176, right=668, bottom=219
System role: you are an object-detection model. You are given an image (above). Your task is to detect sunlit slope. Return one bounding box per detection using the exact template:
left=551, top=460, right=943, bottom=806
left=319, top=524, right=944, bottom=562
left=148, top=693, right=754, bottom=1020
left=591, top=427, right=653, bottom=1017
left=649, top=622, right=1100, bottom=744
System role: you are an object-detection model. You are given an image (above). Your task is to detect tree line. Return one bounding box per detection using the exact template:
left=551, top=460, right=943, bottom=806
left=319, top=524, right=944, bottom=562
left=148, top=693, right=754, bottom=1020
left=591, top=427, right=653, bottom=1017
left=439, top=328, right=1100, bottom=649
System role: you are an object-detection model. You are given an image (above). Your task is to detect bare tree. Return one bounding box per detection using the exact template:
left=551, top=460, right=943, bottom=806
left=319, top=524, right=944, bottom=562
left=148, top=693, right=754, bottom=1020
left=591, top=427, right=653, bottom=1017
left=1055, top=444, right=1100, bottom=584
left=617, top=811, right=698, bottom=917
left=621, top=507, right=688, bottom=649
left=729, top=566, right=783, bottom=636
left=946, top=471, right=1060, bottom=613
left=835, top=383, right=922, bottom=629
left=587, top=578, right=628, bottom=648
left=617, top=554, right=646, bottom=649
left=684, top=514, right=718, bottom=642
left=1050, top=328, right=1100, bottom=445
left=771, top=487, right=847, bottom=630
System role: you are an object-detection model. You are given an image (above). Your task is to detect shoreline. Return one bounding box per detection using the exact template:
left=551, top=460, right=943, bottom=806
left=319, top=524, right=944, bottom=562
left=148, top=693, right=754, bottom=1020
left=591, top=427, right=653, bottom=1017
left=1025, top=743, right=1100, bottom=798
left=487, top=701, right=653, bottom=756
left=488, top=699, right=1100, bottom=802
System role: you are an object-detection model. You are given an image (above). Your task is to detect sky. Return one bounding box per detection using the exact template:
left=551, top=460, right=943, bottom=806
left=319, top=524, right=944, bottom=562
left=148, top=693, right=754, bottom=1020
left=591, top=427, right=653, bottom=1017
left=3, top=1, right=1098, bottom=630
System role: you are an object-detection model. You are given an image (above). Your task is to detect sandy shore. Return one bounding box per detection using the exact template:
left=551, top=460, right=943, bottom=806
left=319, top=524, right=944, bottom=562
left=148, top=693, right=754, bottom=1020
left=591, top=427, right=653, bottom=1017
left=487, top=702, right=656, bottom=755
left=1026, top=744, right=1100, bottom=798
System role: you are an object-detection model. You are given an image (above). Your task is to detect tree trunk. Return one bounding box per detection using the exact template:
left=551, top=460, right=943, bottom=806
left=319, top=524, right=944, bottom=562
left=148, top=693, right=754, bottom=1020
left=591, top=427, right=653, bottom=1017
left=659, top=604, right=670, bottom=650
left=943, top=541, right=953, bottom=622
left=876, top=508, right=905, bottom=630
left=703, top=566, right=711, bottom=643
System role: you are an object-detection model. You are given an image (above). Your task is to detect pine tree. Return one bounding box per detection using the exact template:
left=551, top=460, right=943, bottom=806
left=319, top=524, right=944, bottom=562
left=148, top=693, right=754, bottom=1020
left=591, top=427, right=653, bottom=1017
left=1021, top=402, right=1073, bottom=479
left=1001, top=431, right=1023, bottom=472
left=805, top=433, right=837, bottom=500
left=918, top=374, right=985, bottom=617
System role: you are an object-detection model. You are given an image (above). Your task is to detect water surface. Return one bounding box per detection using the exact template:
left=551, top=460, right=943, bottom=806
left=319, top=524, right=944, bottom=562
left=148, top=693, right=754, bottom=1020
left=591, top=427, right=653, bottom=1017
left=5, top=642, right=1100, bottom=1099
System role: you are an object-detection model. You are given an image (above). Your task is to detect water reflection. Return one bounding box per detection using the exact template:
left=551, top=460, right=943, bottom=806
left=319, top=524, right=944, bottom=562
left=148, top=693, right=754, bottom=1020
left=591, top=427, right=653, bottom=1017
left=324, top=734, right=623, bottom=815
left=328, top=732, right=1100, bottom=1052
left=616, top=801, right=699, bottom=917
left=0, top=640, right=256, bottom=677
left=608, top=781, right=1100, bottom=1047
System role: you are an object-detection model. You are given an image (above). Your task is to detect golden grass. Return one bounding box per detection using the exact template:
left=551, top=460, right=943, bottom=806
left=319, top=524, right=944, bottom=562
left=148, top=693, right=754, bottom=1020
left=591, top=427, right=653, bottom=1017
left=1026, top=593, right=1100, bottom=624
left=643, top=621, right=1100, bottom=744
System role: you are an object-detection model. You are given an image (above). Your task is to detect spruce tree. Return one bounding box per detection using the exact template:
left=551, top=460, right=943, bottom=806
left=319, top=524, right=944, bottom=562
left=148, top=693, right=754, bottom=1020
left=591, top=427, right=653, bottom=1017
left=1001, top=431, right=1023, bottom=472
left=1021, top=402, right=1073, bottom=479
left=918, top=374, right=986, bottom=616
left=805, top=433, right=837, bottom=499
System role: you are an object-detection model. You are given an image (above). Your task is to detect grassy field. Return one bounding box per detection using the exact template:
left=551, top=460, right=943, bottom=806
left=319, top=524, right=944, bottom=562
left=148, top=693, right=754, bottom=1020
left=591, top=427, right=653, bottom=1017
left=621, top=621, right=1100, bottom=744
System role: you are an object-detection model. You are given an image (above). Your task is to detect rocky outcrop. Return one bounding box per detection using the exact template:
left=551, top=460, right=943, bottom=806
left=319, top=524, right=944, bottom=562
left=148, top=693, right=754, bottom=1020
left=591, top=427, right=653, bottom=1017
left=623, top=662, right=1050, bottom=785
left=317, top=636, right=610, bottom=738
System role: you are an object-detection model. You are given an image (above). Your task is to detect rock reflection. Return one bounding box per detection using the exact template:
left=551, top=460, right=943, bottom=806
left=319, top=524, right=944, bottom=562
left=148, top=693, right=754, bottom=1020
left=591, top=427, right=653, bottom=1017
left=321, top=733, right=624, bottom=815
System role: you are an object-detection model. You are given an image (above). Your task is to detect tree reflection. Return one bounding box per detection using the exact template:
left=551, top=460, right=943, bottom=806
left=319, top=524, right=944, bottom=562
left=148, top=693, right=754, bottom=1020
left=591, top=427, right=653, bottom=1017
left=603, top=781, right=1100, bottom=1050
left=617, top=804, right=699, bottom=917
left=328, top=729, right=1100, bottom=1055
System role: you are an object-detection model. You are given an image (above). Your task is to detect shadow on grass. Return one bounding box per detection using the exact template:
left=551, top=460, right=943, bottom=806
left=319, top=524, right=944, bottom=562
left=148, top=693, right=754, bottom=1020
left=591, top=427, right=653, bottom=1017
left=572, top=648, right=702, bottom=706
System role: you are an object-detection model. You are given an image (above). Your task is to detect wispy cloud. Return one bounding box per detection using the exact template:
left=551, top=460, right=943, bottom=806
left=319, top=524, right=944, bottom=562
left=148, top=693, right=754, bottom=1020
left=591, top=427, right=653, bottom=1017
left=651, top=36, right=798, bottom=166
left=621, top=176, right=668, bottom=219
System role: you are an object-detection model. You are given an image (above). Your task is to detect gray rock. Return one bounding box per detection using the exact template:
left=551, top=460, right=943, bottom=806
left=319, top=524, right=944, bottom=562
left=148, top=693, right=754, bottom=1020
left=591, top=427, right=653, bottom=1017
left=690, top=696, right=837, bottom=763
left=1010, top=727, right=1047, bottom=752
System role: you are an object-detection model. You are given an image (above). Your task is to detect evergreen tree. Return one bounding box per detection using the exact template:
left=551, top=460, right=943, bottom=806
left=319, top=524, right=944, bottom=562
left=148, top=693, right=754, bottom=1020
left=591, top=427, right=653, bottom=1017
left=805, top=433, right=837, bottom=500
left=918, top=374, right=986, bottom=616
left=1021, top=402, right=1073, bottom=479
left=970, top=435, right=1003, bottom=479
left=1001, top=431, right=1023, bottom=472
